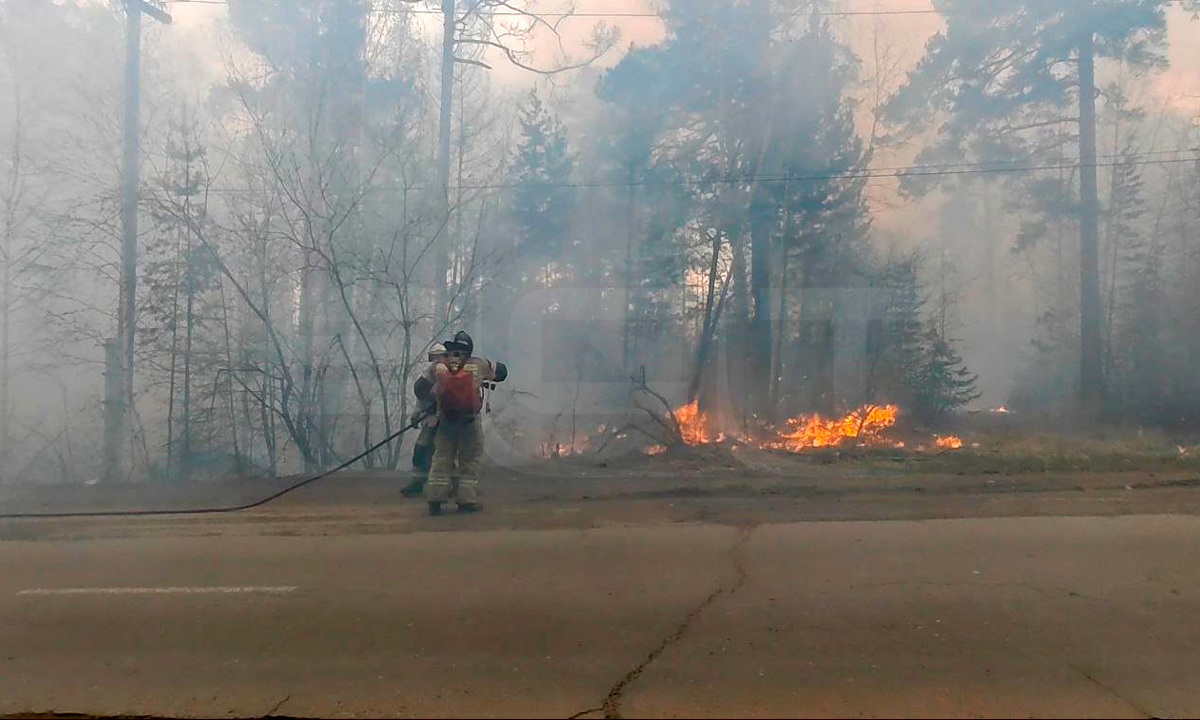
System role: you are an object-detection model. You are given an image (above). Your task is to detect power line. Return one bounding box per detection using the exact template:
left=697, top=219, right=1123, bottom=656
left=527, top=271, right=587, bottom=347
left=455, top=155, right=1200, bottom=190
left=191, top=154, right=1200, bottom=195
left=160, top=0, right=946, bottom=17
left=774, top=147, right=1199, bottom=174
left=160, top=0, right=1199, bottom=20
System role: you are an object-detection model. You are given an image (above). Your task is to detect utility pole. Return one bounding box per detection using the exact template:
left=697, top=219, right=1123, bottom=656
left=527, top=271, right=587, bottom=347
left=103, top=0, right=170, bottom=484
left=434, top=0, right=456, bottom=320
left=1078, top=22, right=1104, bottom=416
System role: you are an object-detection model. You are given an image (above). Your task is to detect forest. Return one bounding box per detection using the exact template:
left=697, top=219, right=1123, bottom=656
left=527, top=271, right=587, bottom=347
left=1, top=0, right=1198, bottom=484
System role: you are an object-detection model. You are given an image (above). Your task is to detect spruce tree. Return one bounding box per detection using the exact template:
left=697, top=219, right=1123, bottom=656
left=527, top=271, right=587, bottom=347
left=914, top=323, right=981, bottom=421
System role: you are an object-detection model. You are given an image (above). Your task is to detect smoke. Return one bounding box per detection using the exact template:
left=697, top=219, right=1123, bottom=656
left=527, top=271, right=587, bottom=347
left=1, top=0, right=1198, bottom=487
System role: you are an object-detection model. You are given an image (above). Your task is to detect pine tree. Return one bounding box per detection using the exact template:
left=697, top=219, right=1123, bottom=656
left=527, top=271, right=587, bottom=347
left=512, top=88, right=574, bottom=266
left=885, top=0, right=1180, bottom=410
left=595, top=2, right=873, bottom=414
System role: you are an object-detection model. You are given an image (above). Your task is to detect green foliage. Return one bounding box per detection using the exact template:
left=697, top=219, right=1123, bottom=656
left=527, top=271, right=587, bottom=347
left=511, top=89, right=575, bottom=262
left=885, top=0, right=1171, bottom=257
left=885, top=0, right=1170, bottom=173
left=870, top=253, right=979, bottom=421
left=227, top=0, right=368, bottom=81
left=871, top=254, right=926, bottom=406
left=596, top=0, right=874, bottom=402
left=1010, top=308, right=1078, bottom=414
left=913, top=323, right=982, bottom=420
left=1107, top=150, right=1165, bottom=421
left=143, top=111, right=219, bottom=349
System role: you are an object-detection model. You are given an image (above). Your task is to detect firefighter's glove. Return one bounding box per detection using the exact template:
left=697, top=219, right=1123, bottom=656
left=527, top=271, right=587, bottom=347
left=414, top=375, right=434, bottom=403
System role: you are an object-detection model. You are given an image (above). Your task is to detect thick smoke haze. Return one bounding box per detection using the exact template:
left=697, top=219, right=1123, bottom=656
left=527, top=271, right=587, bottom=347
left=0, top=0, right=1197, bottom=485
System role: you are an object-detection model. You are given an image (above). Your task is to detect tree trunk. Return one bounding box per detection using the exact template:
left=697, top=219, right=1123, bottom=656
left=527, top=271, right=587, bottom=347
left=0, top=222, right=10, bottom=468
left=622, top=159, right=636, bottom=375
left=165, top=223, right=182, bottom=477
left=259, top=237, right=277, bottom=477
left=1077, top=27, right=1105, bottom=412
left=297, top=259, right=317, bottom=470
left=391, top=320, right=413, bottom=471
left=181, top=211, right=194, bottom=478
left=799, top=250, right=834, bottom=413
left=727, top=227, right=750, bottom=417
left=749, top=193, right=773, bottom=409
left=0, top=66, right=22, bottom=479
left=769, top=219, right=791, bottom=414
left=689, top=226, right=727, bottom=402
left=219, top=280, right=240, bottom=471
left=982, top=188, right=998, bottom=369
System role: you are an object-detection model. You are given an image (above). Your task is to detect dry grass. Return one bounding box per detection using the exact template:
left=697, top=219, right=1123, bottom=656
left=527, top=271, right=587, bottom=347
left=872, top=421, right=1200, bottom=473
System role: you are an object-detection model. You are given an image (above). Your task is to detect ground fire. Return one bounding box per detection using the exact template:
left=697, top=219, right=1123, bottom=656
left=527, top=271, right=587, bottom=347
left=541, top=436, right=589, bottom=458
left=674, top=398, right=727, bottom=445
left=768, top=404, right=900, bottom=450
left=671, top=400, right=965, bottom=452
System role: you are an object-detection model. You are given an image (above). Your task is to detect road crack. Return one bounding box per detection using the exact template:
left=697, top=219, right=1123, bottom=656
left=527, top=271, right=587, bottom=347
left=263, top=694, right=291, bottom=718
left=1073, top=666, right=1158, bottom=719
left=599, top=525, right=754, bottom=719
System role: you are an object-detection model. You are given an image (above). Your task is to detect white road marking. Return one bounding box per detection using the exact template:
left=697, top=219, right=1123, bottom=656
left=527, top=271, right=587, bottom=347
left=16, top=586, right=298, bottom=596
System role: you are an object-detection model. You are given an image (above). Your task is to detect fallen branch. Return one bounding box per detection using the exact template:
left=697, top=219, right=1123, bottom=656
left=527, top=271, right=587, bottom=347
left=594, top=422, right=665, bottom=455
left=632, top=384, right=683, bottom=442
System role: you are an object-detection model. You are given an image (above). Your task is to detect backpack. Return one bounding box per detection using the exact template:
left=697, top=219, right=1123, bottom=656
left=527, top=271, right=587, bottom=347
left=437, top=361, right=483, bottom=418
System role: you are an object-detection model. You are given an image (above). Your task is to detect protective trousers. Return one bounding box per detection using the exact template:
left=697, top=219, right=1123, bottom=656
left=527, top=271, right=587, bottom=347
left=411, top=425, right=437, bottom=480
left=424, top=416, right=483, bottom=504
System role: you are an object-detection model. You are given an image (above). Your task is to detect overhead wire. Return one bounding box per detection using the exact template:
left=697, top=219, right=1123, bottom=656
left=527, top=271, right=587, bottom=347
left=190, top=153, right=1200, bottom=195
left=158, top=0, right=1200, bottom=17
left=158, top=0, right=946, bottom=17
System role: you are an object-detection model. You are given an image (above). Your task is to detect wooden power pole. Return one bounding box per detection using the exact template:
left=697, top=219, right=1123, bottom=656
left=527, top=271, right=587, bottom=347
left=434, top=0, right=456, bottom=320
left=103, top=0, right=170, bottom=484
left=1077, top=24, right=1104, bottom=415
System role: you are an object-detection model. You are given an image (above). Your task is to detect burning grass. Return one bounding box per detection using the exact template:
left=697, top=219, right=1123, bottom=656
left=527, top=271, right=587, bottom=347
left=935, top=434, right=964, bottom=449
left=670, top=400, right=960, bottom=454
left=763, top=404, right=901, bottom=451
left=534, top=391, right=1199, bottom=476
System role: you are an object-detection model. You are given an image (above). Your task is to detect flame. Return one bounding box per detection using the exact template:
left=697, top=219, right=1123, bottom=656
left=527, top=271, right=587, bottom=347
left=674, top=399, right=723, bottom=445
left=667, top=400, right=975, bottom=454
left=541, top=434, right=590, bottom=458
left=674, top=401, right=900, bottom=450
left=645, top=444, right=668, bottom=456
left=991, top=405, right=1011, bottom=414
left=764, top=404, right=899, bottom=450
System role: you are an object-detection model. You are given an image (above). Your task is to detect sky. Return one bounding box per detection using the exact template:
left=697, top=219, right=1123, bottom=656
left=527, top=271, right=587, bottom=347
left=155, top=0, right=1199, bottom=239
left=161, top=0, right=1200, bottom=109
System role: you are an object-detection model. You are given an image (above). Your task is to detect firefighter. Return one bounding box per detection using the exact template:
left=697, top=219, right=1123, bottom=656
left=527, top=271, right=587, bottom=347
left=424, top=330, right=508, bottom=515
left=401, top=342, right=449, bottom=498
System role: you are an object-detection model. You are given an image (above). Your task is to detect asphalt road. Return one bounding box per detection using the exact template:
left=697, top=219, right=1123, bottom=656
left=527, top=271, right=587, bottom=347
left=3, top=473, right=1200, bottom=718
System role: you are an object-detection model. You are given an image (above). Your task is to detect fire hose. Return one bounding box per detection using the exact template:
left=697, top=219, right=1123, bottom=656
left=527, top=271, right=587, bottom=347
left=0, top=409, right=432, bottom=520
